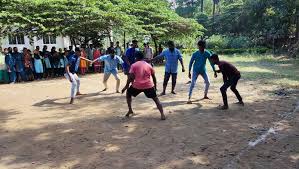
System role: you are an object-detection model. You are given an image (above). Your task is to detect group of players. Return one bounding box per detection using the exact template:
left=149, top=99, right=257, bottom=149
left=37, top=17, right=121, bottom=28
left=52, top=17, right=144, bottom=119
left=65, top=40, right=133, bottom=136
left=64, top=40, right=244, bottom=120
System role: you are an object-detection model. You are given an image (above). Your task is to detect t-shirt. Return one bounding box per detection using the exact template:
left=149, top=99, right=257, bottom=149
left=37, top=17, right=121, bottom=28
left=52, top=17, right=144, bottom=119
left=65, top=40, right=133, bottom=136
left=155, top=48, right=183, bottom=73
left=97, top=55, right=124, bottom=74
left=12, top=52, right=24, bottom=72
left=67, top=54, right=80, bottom=74
left=86, top=48, right=93, bottom=60
left=123, top=47, right=137, bottom=72
left=0, top=53, right=5, bottom=70
left=218, top=61, right=240, bottom=81
left=129, top=61, right=155, bottom=90
left=144, top=47, right=153, bottom=59
left=189, top=50, right=215, bottom=74
left=42, top=50, right=51, bottom=58
left=5, top=53, right=15, bottom=67
left=115, top=47, right=122, bottom=56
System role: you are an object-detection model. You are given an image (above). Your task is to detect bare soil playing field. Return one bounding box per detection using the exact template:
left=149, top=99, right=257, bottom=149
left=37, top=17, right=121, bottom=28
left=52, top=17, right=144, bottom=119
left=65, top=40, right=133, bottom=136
left=0, top=67, right=298, bottom=169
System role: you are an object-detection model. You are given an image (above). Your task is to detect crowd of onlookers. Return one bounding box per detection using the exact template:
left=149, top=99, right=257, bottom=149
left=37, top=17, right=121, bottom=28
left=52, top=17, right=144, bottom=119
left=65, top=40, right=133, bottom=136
left=1, top=41, right=158, bottom=84
left=1, top=42, right=121, bottom=83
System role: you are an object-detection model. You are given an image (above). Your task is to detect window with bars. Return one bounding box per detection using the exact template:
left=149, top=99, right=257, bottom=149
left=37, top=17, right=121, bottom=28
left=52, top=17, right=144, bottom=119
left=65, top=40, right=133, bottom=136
left=43, top=35, right=56, bottom=44
left=8, top=34, right=25, bottom=45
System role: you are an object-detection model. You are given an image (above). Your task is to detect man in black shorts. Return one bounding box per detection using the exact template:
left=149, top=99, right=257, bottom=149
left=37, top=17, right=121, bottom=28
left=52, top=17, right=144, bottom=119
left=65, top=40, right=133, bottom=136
left=122, top=51, right=166, bottom=120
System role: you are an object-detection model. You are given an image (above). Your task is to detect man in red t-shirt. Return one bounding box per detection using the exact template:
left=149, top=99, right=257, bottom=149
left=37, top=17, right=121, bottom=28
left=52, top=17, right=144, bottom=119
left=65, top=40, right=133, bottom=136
left=122, top=51, right=166, bottom=120
left=210, top=54, right=244, bottom=110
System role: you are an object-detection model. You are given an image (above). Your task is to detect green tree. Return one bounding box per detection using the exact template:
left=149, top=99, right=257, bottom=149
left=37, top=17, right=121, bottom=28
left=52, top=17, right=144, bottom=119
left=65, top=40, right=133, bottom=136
left=126, top=0, right=203, bottom=52
left=0, top=0, right=202, bottom=50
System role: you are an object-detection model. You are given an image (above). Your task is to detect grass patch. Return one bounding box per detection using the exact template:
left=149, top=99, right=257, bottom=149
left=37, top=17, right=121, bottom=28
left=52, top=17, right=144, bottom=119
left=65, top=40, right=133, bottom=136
left=222, top=54, right=299, bottom=87
left=154, top=53, right=299, bottom=88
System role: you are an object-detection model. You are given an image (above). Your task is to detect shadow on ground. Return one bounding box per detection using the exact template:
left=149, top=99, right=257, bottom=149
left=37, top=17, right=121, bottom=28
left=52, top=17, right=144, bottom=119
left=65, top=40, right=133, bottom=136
left=0, top=89, right=298, bottom=169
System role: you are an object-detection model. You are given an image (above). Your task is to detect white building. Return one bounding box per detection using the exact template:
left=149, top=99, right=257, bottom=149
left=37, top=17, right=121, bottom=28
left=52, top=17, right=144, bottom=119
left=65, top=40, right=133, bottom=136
left=0, top=34, right=71, bottom=52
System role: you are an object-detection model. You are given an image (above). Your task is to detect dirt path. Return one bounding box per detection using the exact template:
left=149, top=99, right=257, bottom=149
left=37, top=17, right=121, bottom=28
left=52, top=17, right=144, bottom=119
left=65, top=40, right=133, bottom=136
left=0, top=70, right=298, bottom=169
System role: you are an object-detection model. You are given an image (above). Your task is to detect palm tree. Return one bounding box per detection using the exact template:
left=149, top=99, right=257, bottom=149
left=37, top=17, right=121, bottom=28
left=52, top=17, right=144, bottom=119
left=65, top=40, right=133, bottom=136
left=212, top=0, right=220, bottom=22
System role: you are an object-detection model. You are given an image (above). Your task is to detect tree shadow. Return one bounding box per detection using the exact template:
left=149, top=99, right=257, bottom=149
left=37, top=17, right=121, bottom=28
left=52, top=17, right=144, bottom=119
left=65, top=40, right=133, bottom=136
left=233, top=58, right=299, bottom=85
left=32, top=92, right=118, bottom=108
left=0, top=93, right=298, bottom=169
left=163, top=100, right=203, bottom=109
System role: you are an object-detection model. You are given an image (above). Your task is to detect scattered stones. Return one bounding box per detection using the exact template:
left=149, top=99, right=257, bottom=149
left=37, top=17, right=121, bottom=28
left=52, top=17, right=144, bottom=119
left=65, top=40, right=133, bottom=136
left=228, top=152, right=237, bottom=156
left=200, top=145, right=208, bottom=152
left=274, top=88, right=288, bottom=96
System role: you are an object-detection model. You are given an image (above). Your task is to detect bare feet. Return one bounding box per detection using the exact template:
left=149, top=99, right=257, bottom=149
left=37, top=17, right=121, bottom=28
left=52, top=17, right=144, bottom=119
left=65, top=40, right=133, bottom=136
left=69, top=98, right=74, bottom=104
left=76, top=92, right=84, bottom=96
left=218, top=105, right=228, bottom=110
left=203, top=96, right=211, bottom=100
left=159, top=92, right=166, bottom=96
left=125, top=111, right=134, bottom=117
left=234, top=101, right=244, bottom=106
left=171, top=91, right=176, bottom=94
left=161, top=114, right=166, bottom=120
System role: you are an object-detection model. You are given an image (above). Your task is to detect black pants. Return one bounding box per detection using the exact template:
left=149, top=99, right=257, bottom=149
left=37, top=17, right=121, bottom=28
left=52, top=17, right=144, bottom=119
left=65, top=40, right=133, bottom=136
left=36, top=73, right=43, bottom=79
left=44, top=68, right=52, bottom=78
left=163, top=72, right=177, bottom=91
left=16, top=71, right=27, bottom=82
left=59, top=68, right=65, bottom=76
left=220, top=75, right=243, bottom=106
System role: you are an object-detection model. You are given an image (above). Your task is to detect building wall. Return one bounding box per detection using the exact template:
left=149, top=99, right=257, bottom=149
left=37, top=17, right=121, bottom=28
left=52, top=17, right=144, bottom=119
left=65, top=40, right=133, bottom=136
left=1, top=35, right=31, bottom=51
left=0, top=35, right=71, bottom=52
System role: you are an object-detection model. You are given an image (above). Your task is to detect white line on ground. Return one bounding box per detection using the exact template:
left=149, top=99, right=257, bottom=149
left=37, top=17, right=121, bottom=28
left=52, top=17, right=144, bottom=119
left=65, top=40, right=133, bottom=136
left=223, top=101, right=299, bottom=169
left=248, top=127, right=276, bottom=147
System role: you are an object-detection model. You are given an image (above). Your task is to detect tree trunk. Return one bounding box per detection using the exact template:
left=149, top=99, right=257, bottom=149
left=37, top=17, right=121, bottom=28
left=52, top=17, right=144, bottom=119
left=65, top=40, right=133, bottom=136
left=212, top=2, right=216, bottom=22
left=201, top=0, right=204, bottom=12
left=108, top=34, right=112, bottom=43
left=123, top=31, right=126, bottom=52
left=71, top=36, right=76, bottom=47
left=151, top=34, right=158, bottom=56
left=154, top=40, right=158, bottom=56
left=218, top=1, right=221, bottom=14
left=84, top=36, right=88, bottom=45
left=296, top=4, right=299, bottom=41
left=272, top=37, right=275, bottom=56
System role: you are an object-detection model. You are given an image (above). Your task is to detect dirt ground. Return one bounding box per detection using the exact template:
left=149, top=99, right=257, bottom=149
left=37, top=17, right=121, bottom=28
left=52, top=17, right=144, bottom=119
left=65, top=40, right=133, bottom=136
left=0, top=68, right=298, bottom=169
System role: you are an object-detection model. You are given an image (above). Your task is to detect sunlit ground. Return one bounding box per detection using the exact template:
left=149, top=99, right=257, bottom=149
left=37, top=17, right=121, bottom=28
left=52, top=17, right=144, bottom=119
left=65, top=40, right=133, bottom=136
left=0, top=54, right=298, bottom=169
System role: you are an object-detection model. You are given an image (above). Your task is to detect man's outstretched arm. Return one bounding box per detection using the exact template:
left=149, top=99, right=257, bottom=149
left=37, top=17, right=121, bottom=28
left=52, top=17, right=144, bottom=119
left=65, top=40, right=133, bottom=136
left=122, top=73, right=134, bottom=93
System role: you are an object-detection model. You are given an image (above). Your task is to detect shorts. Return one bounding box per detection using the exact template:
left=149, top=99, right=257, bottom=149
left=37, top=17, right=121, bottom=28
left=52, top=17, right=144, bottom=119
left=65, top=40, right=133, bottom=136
left=127, top=86, right=157, bottom=98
